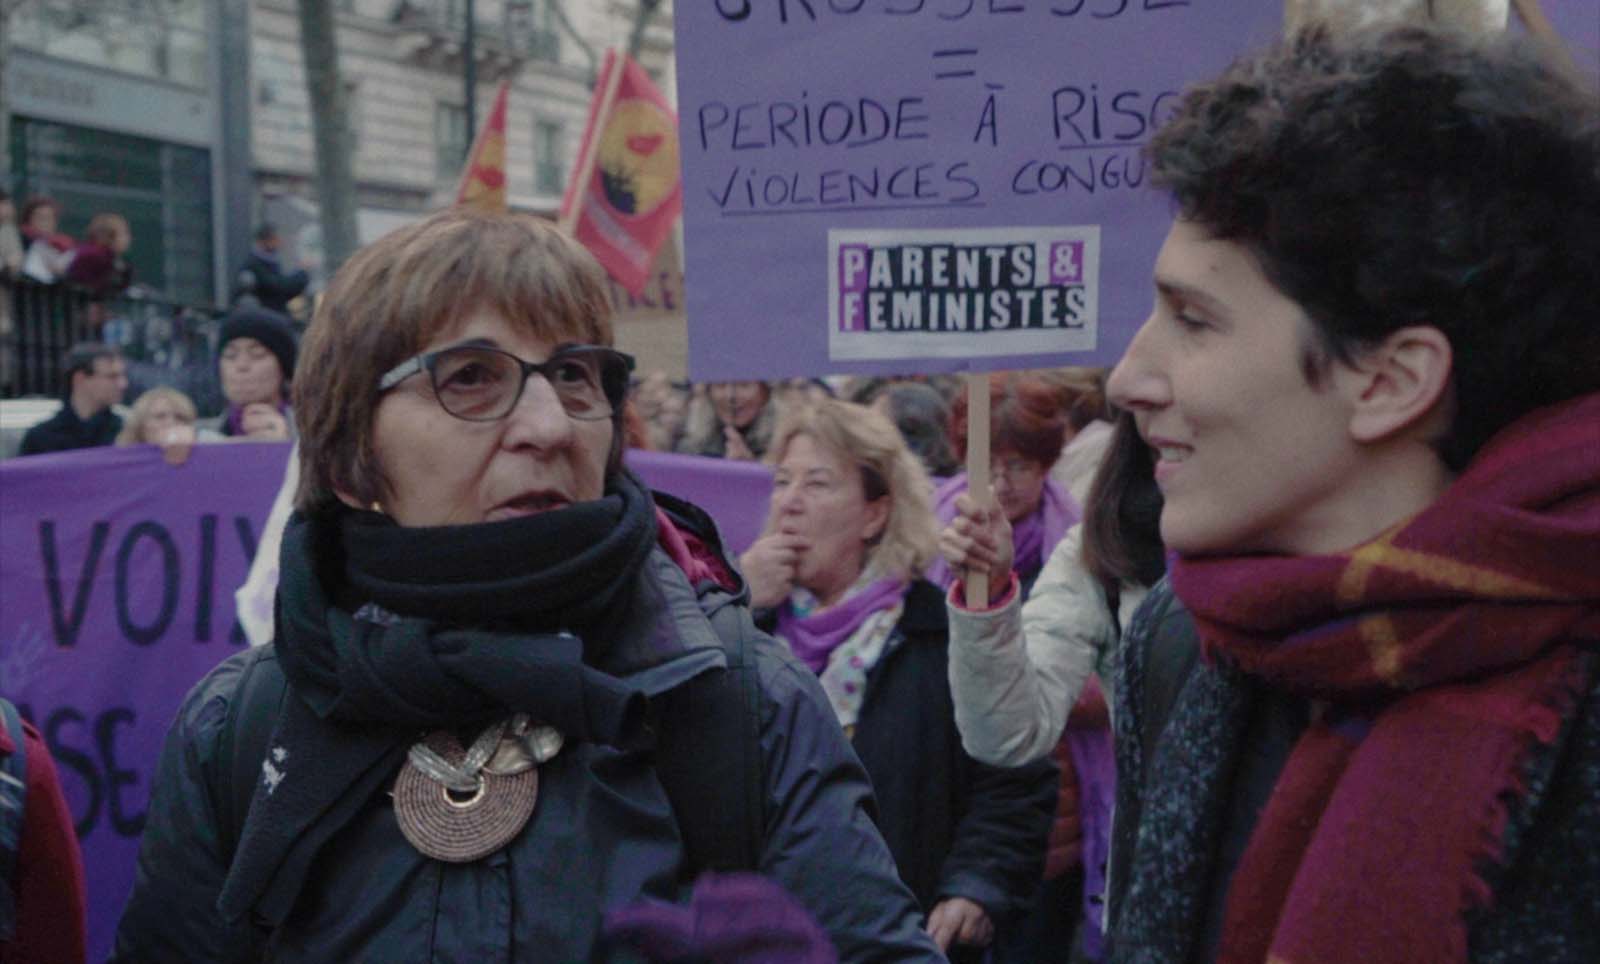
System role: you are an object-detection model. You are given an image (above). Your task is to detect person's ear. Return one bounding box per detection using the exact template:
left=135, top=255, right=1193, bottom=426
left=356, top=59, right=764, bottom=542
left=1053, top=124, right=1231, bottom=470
left=1341, top=326, right=1453, bottom=444
left=862, top=495, right=891, bottom=544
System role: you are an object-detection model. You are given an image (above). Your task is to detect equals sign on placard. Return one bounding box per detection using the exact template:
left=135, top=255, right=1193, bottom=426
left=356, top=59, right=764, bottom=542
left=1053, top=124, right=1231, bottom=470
left=932, top=48, right=978, bottom=80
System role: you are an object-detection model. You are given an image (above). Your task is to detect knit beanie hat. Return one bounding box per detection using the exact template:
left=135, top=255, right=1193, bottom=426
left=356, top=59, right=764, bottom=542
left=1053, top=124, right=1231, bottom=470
left=219, top=307, right=297, bottom=382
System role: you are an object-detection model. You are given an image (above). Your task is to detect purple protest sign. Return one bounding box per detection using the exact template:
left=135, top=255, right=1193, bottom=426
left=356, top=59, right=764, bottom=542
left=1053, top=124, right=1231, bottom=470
left=628, top=448, right=775, bottom=553
left=0, top=442, right=289, bottom=961
left=673, top=0, right=1285, bottom=380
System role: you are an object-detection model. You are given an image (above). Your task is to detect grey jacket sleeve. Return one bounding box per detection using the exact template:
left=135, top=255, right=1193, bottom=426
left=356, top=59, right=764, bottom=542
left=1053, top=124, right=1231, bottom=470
left=946, top=525, right=1110, bottom=766
left=751, top=640, right=948, bottom=963
left=112, top=651, right=265, bottom=963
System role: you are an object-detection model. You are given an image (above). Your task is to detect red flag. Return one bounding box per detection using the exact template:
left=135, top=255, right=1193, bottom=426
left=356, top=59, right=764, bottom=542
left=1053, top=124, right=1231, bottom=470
left=457, top=81, right=511, bottom=212
left=560, top=51, right=682, bottom=296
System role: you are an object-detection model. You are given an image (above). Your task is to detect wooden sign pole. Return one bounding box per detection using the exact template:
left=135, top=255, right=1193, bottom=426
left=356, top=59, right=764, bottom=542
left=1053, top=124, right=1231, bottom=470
left=964, top=372, right=991, bottom=608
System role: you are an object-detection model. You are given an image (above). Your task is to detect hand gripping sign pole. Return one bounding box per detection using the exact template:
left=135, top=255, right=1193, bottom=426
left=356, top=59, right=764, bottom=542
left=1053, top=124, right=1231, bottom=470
left=964, top=373, right=991, bottom=608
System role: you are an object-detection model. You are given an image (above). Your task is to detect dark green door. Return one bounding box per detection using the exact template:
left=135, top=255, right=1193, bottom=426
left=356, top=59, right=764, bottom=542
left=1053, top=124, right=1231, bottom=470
left=9, top=116, right=214, bottom=305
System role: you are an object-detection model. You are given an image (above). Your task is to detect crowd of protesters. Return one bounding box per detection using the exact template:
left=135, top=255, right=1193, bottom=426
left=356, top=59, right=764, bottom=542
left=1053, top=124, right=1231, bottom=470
left=4, top=20, right=1599, bottom=964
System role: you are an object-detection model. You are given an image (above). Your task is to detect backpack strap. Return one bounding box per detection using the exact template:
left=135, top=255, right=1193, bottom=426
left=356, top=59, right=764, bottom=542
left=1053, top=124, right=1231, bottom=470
left=0, top=698, right=28, bottom=942
left=215, top=647, right=290, bottom=861
left=1101, top=576, right=1124, bottom=640
left=651, top=600, right=767, bottom=877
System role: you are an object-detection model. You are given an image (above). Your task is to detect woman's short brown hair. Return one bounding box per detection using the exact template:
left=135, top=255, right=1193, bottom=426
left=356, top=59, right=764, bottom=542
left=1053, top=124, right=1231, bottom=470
left=294, top=208, right=614, bottom=511
left=766, top=398, right=938, bottom=583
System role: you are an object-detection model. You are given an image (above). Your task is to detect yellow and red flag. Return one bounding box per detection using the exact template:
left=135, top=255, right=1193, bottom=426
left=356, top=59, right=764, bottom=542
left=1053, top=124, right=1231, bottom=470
left=560, top=50, right=682, bottom=296
left=456, top=81, right=511, bottom=212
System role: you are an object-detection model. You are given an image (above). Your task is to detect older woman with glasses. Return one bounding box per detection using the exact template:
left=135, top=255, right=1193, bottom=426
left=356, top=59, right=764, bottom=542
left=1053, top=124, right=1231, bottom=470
left=740, top=398, right=1056, bottom=962
left=115, top=209, right=942, bottom=962
left=927, top=373, right=1079, bottom=600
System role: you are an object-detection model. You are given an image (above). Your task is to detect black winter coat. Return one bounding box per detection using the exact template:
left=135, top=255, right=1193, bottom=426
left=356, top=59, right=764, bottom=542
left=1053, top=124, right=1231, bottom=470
left=114, top=499, right=945, bottom=963
left=18, top=403, right=120, bottom=456
left=768, top=580, right=1058, bottom=931
left=233, top=251, right=309, bottom=316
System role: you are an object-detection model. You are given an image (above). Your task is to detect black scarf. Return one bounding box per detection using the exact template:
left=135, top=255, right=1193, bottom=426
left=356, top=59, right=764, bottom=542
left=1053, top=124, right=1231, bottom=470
left=218, top=472, right=662, bottom=926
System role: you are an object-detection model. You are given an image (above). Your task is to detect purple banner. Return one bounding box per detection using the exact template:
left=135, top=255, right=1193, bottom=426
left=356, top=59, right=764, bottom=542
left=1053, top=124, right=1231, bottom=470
left=0, top=443, right=290, bottom=961
left=628, top=448, right=775, bottom=553
left=673, top=1, right=1286, bottom=381
left=0, top=443, right=775, bottom=959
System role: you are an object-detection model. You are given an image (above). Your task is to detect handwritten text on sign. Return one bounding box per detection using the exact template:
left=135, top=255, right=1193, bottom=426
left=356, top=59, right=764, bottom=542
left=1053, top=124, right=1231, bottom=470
left=675, top=0, right=1285, bottom=379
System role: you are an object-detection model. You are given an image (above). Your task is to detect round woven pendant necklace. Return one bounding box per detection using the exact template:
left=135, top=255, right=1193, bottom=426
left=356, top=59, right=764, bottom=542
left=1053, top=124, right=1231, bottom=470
left=392, top=713, right=564, bottom=862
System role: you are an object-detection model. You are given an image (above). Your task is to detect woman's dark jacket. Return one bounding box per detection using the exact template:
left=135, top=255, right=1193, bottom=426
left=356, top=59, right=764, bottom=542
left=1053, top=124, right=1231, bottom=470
left=113, top=495, right=944, bottom=963
left=1106, top=580, right=1600, bottom=963
left=767, top=579, right=1058, bottom=925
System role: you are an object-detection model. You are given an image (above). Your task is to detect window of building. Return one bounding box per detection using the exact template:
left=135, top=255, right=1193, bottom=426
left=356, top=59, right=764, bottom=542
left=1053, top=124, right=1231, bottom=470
left=505, top=0, right=560, bottom=62
left=436, top=103, right=469, bottom=180
left=11, top=0, right=209, bottom=88
left=535, top=119, right=565, bottom=195
left=9, top=117, right=213, bottom=304
left=534, top=0, right=562, bottom=62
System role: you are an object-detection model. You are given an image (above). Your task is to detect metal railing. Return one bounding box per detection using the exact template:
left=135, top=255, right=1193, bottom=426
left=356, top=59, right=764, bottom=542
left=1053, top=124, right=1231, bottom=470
left=4, top=279, right=228, bottom=412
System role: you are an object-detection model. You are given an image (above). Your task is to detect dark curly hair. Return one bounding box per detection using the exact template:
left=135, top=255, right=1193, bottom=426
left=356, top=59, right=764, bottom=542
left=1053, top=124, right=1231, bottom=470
left=1147, top=25, right=1600, bottom=469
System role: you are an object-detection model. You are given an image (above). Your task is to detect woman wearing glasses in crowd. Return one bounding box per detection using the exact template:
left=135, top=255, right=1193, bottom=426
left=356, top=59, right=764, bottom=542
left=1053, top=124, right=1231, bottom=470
left=115, top=209, right=943, bottom=962
left=926, top=373, right=1080, bottom=599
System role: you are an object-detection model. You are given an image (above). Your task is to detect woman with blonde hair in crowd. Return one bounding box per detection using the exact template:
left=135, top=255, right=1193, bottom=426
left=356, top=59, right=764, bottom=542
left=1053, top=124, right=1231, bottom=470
left=741, top=397, right=1056, bottom=962
left=116, top=386, right=198, bottom=447
left=114, top=386, right=204, bottom=467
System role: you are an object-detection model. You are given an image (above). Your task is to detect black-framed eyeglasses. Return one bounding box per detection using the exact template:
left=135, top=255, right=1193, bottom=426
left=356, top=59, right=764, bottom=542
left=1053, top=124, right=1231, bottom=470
left=378, top=343, right=635, bottom=422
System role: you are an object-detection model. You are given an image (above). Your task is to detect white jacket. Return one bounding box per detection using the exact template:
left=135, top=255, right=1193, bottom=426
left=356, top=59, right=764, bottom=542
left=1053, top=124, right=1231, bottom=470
left=945, top=524, right=1148, bottom=766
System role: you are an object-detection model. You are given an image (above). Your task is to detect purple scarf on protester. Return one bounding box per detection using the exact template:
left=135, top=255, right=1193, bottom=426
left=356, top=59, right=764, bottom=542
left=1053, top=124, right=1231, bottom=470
left=925, top=473, right=1079, bottom=590
left=774, top=576, right=907, bottom=673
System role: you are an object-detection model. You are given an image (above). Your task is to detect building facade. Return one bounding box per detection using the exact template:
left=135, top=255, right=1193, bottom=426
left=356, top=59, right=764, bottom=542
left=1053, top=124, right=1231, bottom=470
left=4, top=0, right=229, bottom=304
left=3, top=0, right=676, bottom=307
left=247, top=0, right=677, bottom=282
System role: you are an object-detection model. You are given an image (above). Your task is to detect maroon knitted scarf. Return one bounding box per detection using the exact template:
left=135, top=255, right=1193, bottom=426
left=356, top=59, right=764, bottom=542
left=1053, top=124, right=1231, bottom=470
left=1171, top=392, right=1600, bottom=964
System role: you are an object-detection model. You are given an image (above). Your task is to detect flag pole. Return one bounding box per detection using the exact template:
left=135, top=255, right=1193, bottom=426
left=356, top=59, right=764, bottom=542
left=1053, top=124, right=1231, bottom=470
left=964, top=372, right=991, bottom=608
left=454, top=79, right=511, bottom=210
left=559, top=49, right=628, bottom=235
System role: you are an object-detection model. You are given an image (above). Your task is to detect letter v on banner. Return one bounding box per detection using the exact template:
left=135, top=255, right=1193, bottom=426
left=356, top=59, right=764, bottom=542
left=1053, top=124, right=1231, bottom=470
left=559, top=49, right=683, bottom=297
left=457, top=80, right=512, bottom=213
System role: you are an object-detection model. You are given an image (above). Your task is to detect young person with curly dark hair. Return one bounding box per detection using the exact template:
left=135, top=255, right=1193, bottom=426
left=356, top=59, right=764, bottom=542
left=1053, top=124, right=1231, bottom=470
left=1101, top=24, right=1600, bottom=964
